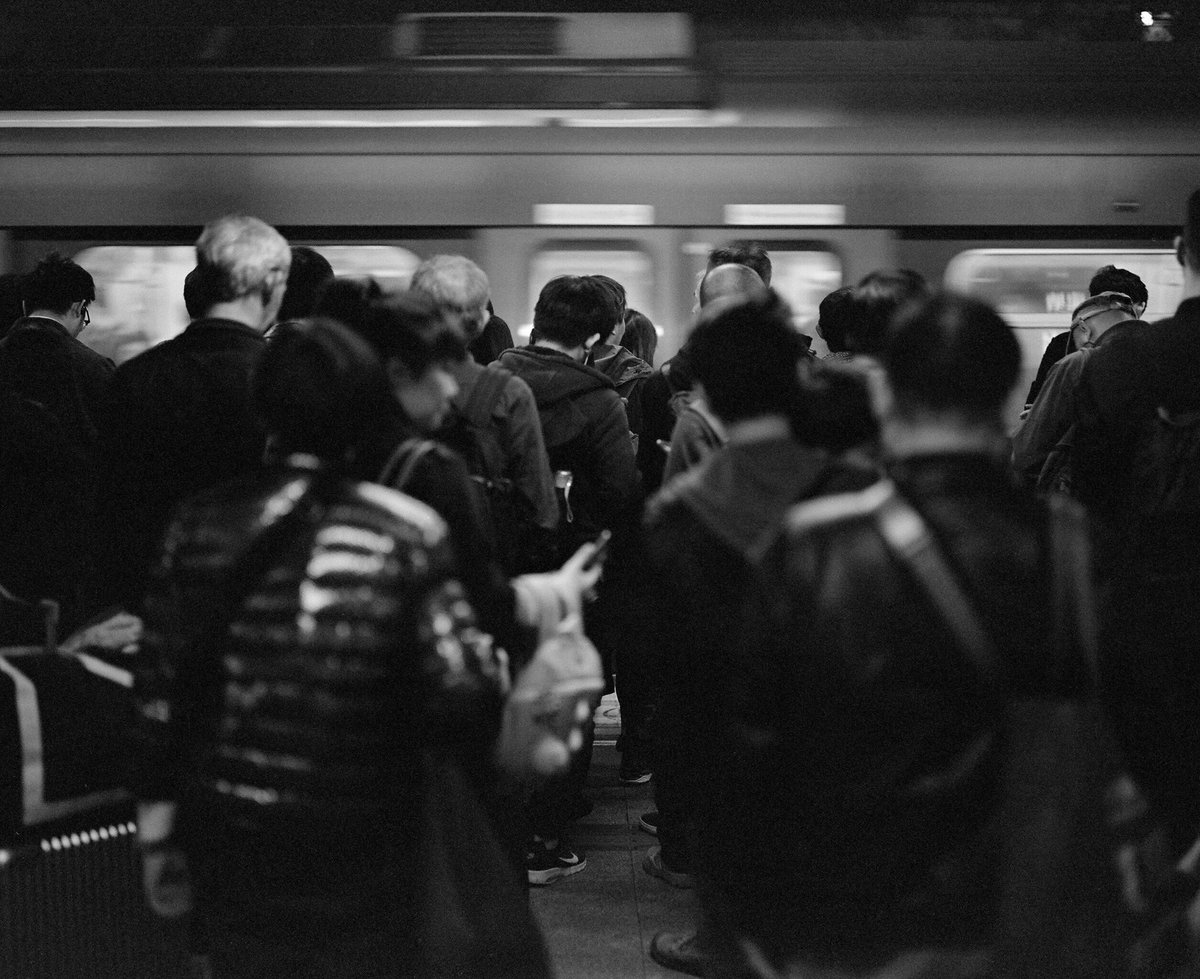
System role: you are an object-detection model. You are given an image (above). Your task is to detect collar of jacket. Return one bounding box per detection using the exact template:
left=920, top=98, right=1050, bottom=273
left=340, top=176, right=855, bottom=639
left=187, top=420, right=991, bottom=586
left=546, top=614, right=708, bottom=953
left=13, top=315, right=71, bottom=339
left=184, top=317, right=267, bottom=341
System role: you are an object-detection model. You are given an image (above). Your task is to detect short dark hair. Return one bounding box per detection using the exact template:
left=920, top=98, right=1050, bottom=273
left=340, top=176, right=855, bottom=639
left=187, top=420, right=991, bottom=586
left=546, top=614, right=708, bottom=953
left=532, top=276, right=613, bottom=348
left=587, top=275, right=626, bottom=344
left=1088, top=265, right=1147, bottom=308
left=816, top=286, right=855, bottom=353
left=253, top=317, right=392, bottom=462
left=22, top=253, right=95, bottom=313
left=687, top=289, right=803, bottom=423
left=707, top=241, right=772, bottom=286
left=884, top=292, right=1020, bottom=422
left=312, top=276, right=384, bottom=333
left=276, top=246, right=335, bottom=323
left=844, top=270, right=932, bottom=356
left=620, top=308, right=657, bottom=364
left=354, top=291, right=466, bottom=377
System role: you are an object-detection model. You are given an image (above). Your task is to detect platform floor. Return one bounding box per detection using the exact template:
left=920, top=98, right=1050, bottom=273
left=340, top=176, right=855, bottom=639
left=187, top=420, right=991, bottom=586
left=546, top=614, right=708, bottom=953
left=530, top=694, right=701, bottom=979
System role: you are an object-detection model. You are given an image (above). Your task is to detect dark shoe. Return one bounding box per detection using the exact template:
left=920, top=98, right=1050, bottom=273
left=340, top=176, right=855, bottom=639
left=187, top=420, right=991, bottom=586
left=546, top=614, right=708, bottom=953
left=642, top=845, right=695, bottom=888
left=619, top=759, right=653, bottom=785
left=638, top=810, right=659, bottom=836
left=649, top=930, right=711, bottom=977
left=527, top=836, right=587, bottom=886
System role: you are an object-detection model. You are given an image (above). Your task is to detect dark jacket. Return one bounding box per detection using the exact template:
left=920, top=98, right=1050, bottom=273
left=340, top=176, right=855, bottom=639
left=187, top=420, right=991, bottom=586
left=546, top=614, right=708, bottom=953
left=644, top=428, right=875, bottom=800
left=353, top=417, right=529, bottom=664
left=708, top=452, right=1105, bottom=973
left=0, top=388, right=89, bottom=621
left=586, top=342, right=653, bottom=438
left=134, top=459, right=507, bottom=946
left=498, top=345, right=641, bottom=541
left=0, top=315, right=114, bottom=456
left=1025, top=329, right=1076, bottom=407
left=1011, top=319, right=1142, bottom=488
left=95, top=317, right=268, bottom=612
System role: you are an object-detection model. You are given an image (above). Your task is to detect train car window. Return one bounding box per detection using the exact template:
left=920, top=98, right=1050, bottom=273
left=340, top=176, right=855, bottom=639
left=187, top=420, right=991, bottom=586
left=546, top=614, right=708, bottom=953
left=525, top=244, right=655, bottom=339
left=73, top=244, right=422, bottom=364
left=683, top=242, right=842, bottom=344
left=944, top=247, right=1183, bottom=373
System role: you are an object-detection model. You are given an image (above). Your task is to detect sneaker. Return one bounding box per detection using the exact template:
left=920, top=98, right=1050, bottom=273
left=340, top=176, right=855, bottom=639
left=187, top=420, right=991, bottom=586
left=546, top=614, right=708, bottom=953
left=642, top=845, right=695, bottom=889
left=619, top=760, right=653, bottom=785
left=527, top=837, right=587, bottom=886
left=649, top=930, right=711, bottom=977
left=638, top=810, right=659, bottom=836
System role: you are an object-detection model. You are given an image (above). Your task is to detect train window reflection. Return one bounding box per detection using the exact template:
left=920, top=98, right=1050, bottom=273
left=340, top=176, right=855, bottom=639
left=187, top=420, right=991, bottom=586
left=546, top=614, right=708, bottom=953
left=945, top=247, right=1183, bottom=369
left=524, top=245, right=655, bottom=339
left=73, top=244, right=423, bottom=364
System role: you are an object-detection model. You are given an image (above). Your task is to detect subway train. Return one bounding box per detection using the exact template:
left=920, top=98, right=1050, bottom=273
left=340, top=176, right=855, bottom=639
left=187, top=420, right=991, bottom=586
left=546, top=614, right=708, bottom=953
left=0, top=112, right=1196, bottom=406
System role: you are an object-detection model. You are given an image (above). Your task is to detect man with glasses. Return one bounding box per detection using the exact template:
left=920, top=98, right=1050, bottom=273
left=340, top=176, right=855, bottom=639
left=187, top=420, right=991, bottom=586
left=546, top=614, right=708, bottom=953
left=1012, top=290, right=1142, bottom=489
left=0, top=251, right=112, bottom=457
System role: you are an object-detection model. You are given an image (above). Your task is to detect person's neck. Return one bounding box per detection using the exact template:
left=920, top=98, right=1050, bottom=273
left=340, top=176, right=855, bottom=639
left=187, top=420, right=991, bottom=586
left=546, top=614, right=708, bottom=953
left=882, top=414, right=1006, bottom=458
left=202, top=299, right=269, bottom=332
left=536, top=338, right=586, bottom=361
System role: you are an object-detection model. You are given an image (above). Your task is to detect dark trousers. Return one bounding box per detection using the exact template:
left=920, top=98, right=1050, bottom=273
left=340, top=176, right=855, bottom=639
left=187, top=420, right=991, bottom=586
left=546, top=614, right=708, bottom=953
left=528, top=717, right=595, bottom=839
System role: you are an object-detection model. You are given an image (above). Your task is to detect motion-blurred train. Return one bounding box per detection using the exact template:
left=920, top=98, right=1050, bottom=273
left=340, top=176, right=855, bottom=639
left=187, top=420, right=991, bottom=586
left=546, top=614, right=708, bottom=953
left=0, top=107, right=1195, bottom=406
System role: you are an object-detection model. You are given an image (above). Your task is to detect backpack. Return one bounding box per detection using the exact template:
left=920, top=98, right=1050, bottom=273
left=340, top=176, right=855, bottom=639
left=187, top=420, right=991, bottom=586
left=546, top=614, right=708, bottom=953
left=441, top=364, right=535, bottom=573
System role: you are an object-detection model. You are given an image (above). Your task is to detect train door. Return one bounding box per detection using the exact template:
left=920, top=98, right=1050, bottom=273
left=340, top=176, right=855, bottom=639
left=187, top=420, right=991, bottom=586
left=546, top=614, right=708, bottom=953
left=677, top=229, right=894, bottom=358
left=478, top=228, right=681, bottom=361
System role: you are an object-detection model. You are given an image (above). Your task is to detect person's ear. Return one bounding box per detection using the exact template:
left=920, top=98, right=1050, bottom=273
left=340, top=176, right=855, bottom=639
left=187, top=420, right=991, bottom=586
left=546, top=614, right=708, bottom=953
left=1176, top=234, right=1188, bottom=268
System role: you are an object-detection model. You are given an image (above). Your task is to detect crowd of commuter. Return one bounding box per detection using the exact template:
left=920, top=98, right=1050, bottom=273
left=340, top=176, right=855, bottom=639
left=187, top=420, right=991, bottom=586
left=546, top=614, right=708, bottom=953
left=1, top=192, right=1200, bottom=978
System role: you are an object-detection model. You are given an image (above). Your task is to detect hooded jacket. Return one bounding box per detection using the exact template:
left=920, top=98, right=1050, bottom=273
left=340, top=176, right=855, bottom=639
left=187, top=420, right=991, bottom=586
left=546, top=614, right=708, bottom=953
left=499, top=345, right=641, bottom=539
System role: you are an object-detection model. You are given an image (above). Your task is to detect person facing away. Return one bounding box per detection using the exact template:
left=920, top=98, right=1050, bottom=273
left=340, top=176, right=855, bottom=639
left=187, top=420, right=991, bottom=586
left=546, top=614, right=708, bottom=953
left=499, top=274, right=641, bottom=556
left=95, top=214, right=290, bottom=614
left=1010, top=291, right=1142, bottom=490
left=272, top=245, right=335, bottom=327
left=638, top=243, right=772, bottom=496
left=640, top=290, right=877, bottom=978
left=620, top=308, right=658, bottom=366
left=583, top=275, right=654, bottom=440
left=132, top=317, right=550, bottom=979
left=409, top=254, right=558, bottom=572
left=660, top=262, right=768, bottom=485
left=0, top=251, right=112, bottom=459
left=1070, top=190, right=1200, bottom=859
left=704, top=292, right=1114, bottom=979
left=1024, top=265, right=1148, bottom=410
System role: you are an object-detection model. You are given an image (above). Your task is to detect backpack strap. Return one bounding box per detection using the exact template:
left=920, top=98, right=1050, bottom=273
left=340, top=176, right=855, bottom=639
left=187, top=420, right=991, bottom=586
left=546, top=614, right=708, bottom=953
left=378, top=438, right=439, bottom=493
left=872, top=481, right=1001, bottom=683
left=463, top=363, right=513, bottom=429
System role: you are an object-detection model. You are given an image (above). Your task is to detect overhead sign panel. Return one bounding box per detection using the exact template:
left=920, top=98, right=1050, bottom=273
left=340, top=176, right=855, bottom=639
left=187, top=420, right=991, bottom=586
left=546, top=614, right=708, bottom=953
left=724, top=204, right=846, bottom=226
left=534, top=203, right=655, bottom=225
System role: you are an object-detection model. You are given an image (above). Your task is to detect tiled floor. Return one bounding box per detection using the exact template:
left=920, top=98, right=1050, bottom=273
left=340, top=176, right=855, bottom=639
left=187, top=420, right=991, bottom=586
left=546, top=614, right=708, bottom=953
left=530, top=694, right=701, bottom=979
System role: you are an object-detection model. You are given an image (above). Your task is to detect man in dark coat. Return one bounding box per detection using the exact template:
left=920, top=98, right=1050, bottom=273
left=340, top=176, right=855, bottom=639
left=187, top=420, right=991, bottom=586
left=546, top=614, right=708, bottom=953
left=499, top=275, right=641, bottom=882
left=1071, top=189, right=1200, bottom=857
left=643, top=291, right=876, bottom=976
left=95, top=214, right=290, bottom=613
left=0, top=252, right=112, bottom=459
left=704, top=293, right=1112, bottom=979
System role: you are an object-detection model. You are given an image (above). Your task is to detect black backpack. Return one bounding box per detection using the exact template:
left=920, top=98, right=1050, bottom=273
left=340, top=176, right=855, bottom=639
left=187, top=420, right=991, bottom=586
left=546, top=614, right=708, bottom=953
left=1127, top=405, right=1200, bottom=517
left=440, top=364, right=535, bottom=573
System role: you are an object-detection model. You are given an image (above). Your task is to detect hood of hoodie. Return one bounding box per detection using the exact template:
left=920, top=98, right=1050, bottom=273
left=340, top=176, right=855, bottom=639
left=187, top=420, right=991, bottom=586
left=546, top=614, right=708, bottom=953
left=498, top=345, right=615, bottom=407
left=587, top=344, right=653, bottom=392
